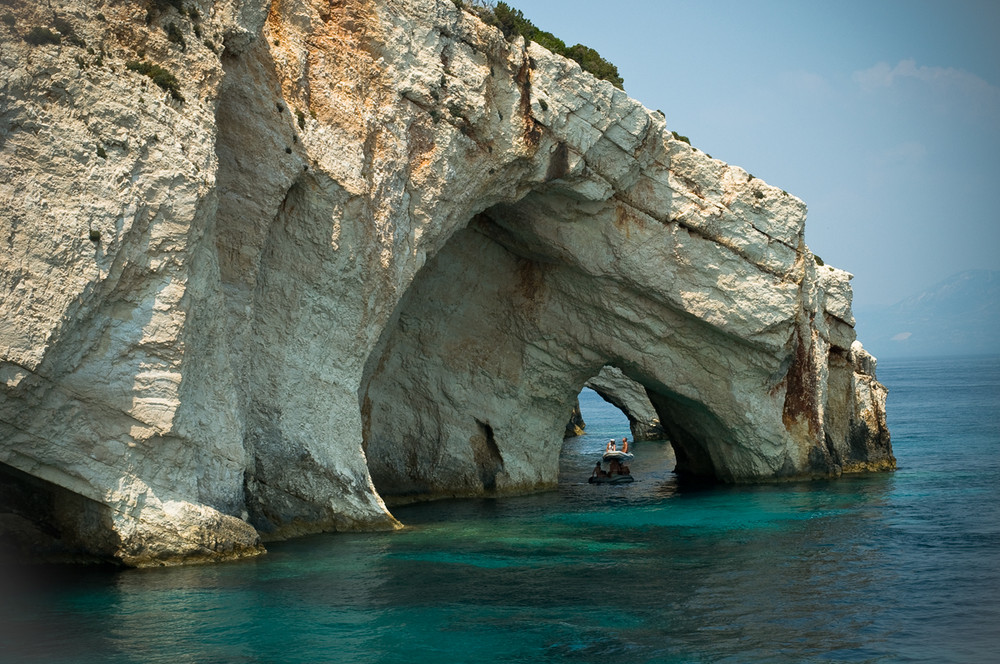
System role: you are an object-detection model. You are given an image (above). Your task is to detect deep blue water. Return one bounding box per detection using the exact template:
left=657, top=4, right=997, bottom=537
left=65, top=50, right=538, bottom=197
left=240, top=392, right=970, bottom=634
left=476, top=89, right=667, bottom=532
left=2, top=356, right=998, bottom=663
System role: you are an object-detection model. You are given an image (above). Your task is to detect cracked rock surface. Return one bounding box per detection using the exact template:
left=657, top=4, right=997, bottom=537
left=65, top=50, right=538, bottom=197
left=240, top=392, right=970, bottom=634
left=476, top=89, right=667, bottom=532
left=0, top=0, right=892, bottom=565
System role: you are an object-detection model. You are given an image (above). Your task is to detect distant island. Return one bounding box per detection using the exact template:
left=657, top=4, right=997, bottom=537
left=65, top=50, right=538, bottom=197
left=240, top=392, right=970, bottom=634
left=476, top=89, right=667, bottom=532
left=855, top=270, right=1000, bottom=358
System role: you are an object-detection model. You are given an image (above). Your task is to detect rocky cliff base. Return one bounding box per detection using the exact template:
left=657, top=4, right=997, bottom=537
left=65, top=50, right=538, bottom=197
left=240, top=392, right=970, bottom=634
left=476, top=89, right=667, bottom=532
left=0, top=0, right=892, bottom=565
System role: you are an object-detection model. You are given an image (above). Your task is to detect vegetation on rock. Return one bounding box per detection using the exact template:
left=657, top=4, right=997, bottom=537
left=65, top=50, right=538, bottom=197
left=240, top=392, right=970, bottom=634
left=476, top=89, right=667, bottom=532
left=126, top=60, right=185, bottom=102
left=25, top=26, right=61, bottom=46
left=463, top=1, right=624, bottom=89
left=151, top=0, right=184, bottom=12
left=670, top=130, right=691, bottom=145
left=165, top=21, right=186, bottom=50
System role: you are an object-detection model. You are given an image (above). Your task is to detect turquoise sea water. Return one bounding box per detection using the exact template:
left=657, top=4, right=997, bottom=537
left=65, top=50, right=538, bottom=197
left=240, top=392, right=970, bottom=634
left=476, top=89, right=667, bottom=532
left=2, top=356, right=998, bottom=663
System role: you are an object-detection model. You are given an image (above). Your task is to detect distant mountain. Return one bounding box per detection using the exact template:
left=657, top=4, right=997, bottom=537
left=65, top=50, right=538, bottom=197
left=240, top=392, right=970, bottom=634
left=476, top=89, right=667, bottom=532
left=854, top=270, right=1000, bottom=358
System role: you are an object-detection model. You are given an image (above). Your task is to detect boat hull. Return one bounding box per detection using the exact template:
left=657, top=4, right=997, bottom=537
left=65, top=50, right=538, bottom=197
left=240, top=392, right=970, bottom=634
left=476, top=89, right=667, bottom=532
left=588, top=474, right=635, bottom=484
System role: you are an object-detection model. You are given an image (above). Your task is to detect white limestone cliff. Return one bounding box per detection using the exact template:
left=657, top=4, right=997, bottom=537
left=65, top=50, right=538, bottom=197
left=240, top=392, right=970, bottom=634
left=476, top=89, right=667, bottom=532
left=0, top=0, right=892, bottom=565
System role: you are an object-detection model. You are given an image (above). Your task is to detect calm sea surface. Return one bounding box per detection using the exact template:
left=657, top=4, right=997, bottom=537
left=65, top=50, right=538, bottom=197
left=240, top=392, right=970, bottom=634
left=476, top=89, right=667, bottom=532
left=2, top=356, right=998, bottom=663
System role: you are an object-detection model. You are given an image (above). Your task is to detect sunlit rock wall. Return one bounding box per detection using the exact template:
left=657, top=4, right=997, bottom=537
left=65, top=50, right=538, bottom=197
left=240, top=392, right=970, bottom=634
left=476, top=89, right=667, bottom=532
left=0, top=0, right=892, bottom=565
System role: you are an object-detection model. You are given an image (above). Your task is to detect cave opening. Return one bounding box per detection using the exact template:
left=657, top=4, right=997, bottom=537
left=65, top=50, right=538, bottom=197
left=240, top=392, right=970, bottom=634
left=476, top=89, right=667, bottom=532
left=569, top=368, right=669, bottom=444
left=560, top=383, right=677, bottom=486
left=360, top=189, right=740, bottom=506
left=0, top=461, right=121, bottom=566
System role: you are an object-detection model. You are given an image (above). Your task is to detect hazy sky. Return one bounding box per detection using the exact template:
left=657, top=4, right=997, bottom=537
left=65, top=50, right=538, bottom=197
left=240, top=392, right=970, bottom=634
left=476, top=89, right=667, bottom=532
left=512, top=0, right=1000, bottom=309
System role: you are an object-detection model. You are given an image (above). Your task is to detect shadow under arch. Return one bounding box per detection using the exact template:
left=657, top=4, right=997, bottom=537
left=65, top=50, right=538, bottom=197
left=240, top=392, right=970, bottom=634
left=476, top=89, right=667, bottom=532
left=359, top=186, right=765, bottom=506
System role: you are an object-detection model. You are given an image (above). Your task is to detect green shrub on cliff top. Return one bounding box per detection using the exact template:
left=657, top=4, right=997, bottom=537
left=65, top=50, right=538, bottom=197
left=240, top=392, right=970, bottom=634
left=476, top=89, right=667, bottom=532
left=467, top=1, right=624, bottom=89
left=126, top=60, right=184, bottom=102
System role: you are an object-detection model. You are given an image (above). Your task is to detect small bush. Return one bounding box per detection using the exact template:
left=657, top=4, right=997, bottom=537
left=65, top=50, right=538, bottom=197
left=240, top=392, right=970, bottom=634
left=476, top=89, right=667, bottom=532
left=96, top=145, right=107, bottom=159
left=296, top=109, right=306, bottom=130
left=89, top=228, right=101, bottom=242
left=55, top=18, right=86, bottom=49
left=25, top=26, right=61, bottom=46
left=53, top=17, right=73, bottom=35
left=2, top=12, right=16, bottom=28
left=165, top=22, right=185, bottom=50
left=671, top=130, right=690, bottom=146
left=482, top=2, right=624, bottom=89
left=126, top=59, right=184, bottom=102
left=814, top=254, right=825, bottom=266
left=564, top=43, right=623, bottom=89
left=151, top=0, right=184, bottom=12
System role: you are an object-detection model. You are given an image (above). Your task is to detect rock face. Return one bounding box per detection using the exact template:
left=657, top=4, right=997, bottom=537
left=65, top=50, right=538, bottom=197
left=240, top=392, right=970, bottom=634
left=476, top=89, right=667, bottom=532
left=0, top=0, right=893, bottom=565
left=564, top=398, right=585, bottom=438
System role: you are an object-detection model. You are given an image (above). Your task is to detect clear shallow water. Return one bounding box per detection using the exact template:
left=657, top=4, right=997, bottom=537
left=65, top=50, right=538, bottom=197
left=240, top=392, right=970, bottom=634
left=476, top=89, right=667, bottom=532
left=2, top=357, right=998, bottom=663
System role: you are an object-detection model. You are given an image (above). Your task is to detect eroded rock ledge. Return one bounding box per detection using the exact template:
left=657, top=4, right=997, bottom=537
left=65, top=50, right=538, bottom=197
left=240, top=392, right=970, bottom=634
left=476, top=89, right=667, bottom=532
left=0, top=0, right=892, bottom=565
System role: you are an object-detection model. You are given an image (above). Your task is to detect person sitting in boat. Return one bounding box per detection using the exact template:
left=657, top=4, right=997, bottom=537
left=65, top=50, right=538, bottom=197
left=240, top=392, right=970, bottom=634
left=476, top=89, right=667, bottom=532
left=606, top=438, right=616, bottom=452
left=621, top=437, right=629, bottom=453
left=608, top=458, right=622, bottom=475
left=592, top=462, right=608, bottom=478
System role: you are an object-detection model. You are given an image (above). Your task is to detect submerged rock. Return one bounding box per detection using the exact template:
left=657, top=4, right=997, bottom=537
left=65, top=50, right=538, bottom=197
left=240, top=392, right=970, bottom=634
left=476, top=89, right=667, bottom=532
left=0, top=0, right=892, bottom=565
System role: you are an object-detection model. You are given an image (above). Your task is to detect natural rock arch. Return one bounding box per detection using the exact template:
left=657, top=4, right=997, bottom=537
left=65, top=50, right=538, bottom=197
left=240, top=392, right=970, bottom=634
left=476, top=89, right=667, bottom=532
left=0, top=0, right=892, bottom=564
left=581, top=366, right=666, bottom=442
left=360, top=172, right=856, bottom=501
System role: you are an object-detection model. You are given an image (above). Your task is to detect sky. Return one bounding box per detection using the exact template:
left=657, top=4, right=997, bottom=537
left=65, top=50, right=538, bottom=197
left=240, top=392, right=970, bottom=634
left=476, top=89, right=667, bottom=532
left=512, top=0, right=1000, bottom=310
